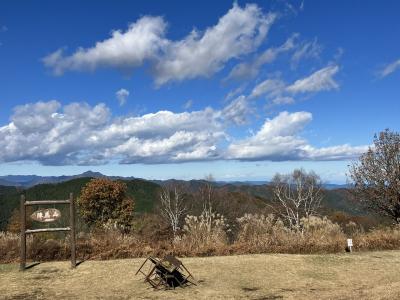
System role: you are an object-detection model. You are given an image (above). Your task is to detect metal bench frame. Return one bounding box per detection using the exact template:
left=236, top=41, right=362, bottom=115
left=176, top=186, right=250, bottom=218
left=136, top=255, right=197, bottom=289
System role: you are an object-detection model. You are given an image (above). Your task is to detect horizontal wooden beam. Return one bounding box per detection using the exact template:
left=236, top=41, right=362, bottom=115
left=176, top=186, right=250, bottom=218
left=25, top=227, right=71, bottom=234
left=25, top=200, right=70, bottom=206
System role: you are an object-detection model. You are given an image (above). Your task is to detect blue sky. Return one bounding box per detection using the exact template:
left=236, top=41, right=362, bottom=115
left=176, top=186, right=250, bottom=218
left=0, top=0, right=399, bottom=183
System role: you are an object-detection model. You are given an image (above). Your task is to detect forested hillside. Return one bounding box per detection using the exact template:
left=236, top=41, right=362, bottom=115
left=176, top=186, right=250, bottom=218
left=0, top=176, right=373, bottom=231
left=0, top=178, right=161, bottom=231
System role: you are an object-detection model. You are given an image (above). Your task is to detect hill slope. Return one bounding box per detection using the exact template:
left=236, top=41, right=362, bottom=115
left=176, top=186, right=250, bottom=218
left=0, top=177, right=365, bottom=231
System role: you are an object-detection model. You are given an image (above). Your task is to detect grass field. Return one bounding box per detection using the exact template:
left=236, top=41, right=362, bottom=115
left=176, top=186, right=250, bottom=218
left=1, top=251, right=400, bottom=299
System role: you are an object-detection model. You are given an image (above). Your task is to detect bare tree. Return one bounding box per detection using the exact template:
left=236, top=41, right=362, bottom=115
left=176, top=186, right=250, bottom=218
left=159, top=184, right=187, bottom=238
left=271, top=169, right=323, bottom=230
left=349, top=129, right=400, bottom=224
left=198, top=174, right=215, bottom=232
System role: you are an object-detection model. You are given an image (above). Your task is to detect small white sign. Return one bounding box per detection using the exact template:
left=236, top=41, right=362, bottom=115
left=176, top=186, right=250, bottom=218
left=347, top=239, right=353, bottom=247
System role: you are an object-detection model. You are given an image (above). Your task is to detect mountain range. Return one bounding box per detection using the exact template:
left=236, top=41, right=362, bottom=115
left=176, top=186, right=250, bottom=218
left=0, top=171, right=348, bottom=189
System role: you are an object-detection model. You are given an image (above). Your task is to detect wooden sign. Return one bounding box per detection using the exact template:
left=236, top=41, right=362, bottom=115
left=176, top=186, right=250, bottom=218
left=20, top=194, right=76, bottom=271
left=30, top=208, right=61, bottom=223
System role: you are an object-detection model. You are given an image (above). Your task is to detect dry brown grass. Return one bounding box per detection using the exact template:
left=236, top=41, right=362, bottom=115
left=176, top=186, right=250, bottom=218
left=1, top=251, right=400, bottom=299
left=353, top=225, right=400, bottom=251
left=1, top=216, right=400, bottom=263
left=235, top=214, right=346, bottom=254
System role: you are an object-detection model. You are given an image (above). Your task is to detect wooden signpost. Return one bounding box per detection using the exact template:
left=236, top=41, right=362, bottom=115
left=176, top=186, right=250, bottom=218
left=20, top=193, right=76, bottom=271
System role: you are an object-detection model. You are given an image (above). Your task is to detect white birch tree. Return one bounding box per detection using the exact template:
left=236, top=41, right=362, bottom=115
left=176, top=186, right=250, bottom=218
left=271, top=169, right=323, bottom=230
left=159, top=184, right=187, bottom=238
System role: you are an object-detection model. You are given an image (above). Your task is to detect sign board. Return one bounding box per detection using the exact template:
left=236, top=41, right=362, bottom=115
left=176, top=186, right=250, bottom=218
left=347, top=239, right=353, bottom=247
left=20, top=194, right=76, bottom=271
left=30, top=208, right=61, bottom=223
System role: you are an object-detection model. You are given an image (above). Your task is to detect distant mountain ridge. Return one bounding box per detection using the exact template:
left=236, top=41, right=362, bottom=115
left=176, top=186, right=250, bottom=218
left=0, top=171, right=348, bottom=189
left=0, top=171, right=107, bottom=187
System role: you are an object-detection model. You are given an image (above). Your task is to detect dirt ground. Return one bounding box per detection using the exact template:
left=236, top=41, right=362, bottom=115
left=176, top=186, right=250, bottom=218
left=1, top=250, right=400, bottom=299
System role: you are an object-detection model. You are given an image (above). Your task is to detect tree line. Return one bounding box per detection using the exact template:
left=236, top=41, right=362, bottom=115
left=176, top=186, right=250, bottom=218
left=78, top=129, right=400, bottom=238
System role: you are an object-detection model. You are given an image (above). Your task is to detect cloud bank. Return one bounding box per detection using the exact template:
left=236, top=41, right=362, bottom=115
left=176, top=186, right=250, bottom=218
left=0, top=101, right=367, bottom=165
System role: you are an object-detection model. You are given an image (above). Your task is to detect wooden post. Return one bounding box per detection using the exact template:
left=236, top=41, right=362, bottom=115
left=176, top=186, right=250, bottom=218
left=69, top=193, right=76, bottom=268
left=20, top=194, right=26, bottom=271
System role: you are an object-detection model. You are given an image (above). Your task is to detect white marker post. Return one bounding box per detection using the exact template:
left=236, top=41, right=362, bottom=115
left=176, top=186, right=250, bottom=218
left=347, top=238, right=353, bottom=252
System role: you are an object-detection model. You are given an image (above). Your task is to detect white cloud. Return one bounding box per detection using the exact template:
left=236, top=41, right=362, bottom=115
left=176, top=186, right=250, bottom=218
left=0, top=101, right=367, bottom=165
left=248, top=78, right=295, bottom=105
left=249, top=78, right=286, bottom=99
left=227, top=34, right=296, bottom=81
left=153, top=3, right=275, bottom=85
left=227, top=111, right=367, bottom=161
left=300, top=144, right=370, bottom=161
left=225, top=86, right=246, bottom=101
left=0, top=101, right=224, bottom=165
left=286, top=65, right=339, bottom=94
left=11, top=100, right=62, bottom=134
left=116, top=88, right=130, bottom=106
left=271, top=96, right=295, bottom=105
left=222, top=95, right=254, bottom=125
left=246, top=65, right=339, bottom=106
left=0, top=25, right=7, bottom=32
left=183, top=99, right=193, bottom=110
left=43, top=16, right=167, bottom=75
left=291, top=38, right=322, bottom=68
left=378, top=59, right=400, bottom=78
left=43, top=4, right=275, bottom=85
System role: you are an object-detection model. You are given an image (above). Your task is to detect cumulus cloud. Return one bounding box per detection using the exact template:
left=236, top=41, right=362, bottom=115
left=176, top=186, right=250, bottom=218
left=286, top=65, right=339, bottom=94
left=0, top=101, right=367, bottom=165
left=43, top=4, right=275, bottom=85
left=153, top=3, right=275, bottom=85
left=0, top=101, right=223, bottom=165
left=227, top=111, right=367, bottom=161
left=43, top=16, right=167, bottom=75
left=378, top=59, right=400, bottom=78
left=116, top=88, right=130, bottom=106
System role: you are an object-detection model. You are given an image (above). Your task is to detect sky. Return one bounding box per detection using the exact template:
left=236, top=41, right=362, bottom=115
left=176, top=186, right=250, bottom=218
left=0, top=0, right=399, bottom=183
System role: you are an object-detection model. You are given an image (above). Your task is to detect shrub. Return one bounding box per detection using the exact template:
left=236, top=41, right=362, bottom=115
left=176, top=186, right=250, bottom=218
left=175, top=212, right=229, bottom=255
left=353, top=225, right=400, bottom=251
left=300, top=216, right=346, bottom=252
left=78, top=178, right=134, bottom=232
left=235, top=214, right=346, bottom=253
left=236, top=213, right=289, bottom=250
left=0, top=232, right=21, bottom=263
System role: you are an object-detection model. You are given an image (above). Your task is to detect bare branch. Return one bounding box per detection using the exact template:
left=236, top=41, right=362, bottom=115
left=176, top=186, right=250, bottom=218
left=271, top=169, right=324, bottom=230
